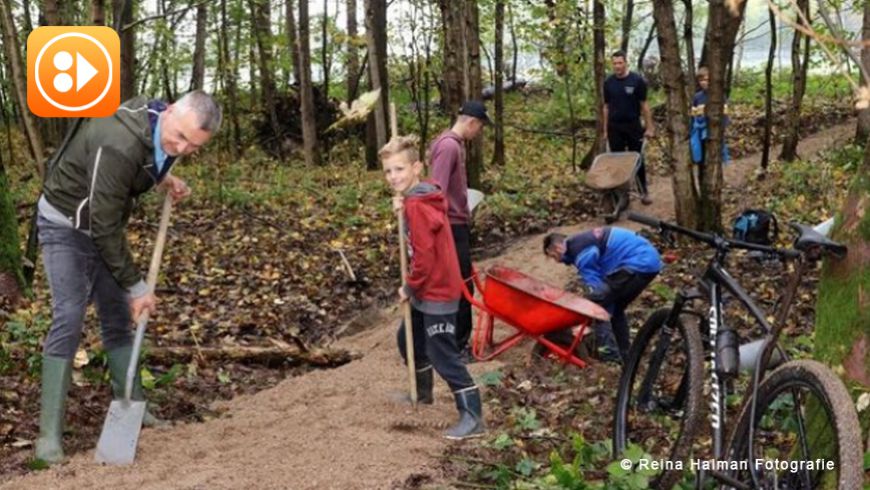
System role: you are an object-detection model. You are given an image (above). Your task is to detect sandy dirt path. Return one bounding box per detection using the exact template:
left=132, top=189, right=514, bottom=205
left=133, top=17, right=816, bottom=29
left=1, top=121, right=854, bottom=490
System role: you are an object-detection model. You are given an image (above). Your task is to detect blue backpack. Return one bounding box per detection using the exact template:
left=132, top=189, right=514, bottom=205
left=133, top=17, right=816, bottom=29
left=732, top=209, right=778, bottom=245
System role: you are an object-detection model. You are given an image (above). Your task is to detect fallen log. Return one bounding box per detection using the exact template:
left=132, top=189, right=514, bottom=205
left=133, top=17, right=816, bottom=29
left=146, top=345, right=361, bottom=368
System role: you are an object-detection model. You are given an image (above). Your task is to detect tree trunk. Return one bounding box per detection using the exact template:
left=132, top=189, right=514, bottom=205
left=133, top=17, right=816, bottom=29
left=683, top=0, right=696, bottom=102
left=220, top=0, right=242, bottom=157
left=0, top=0, right=45, bottom=171
left=286, top=0, right=301, bottom=86
left=92, top=0, right=106, bottom=25
left=492, top=0, right=505, bottom=167
left=190, top=1, right=208, bottom=91
left=481, top=42, right=494, bottom=87
left=779, top=0, right=810, bottom=162
left=364, top=0, right=389, bottom=147
left=698, top=0, right=745, bottom=232
left=761, top=7, right=776, bottom=171
left=114, top=0, right=135, bottom=101
left=158, top=0, right=175, bottom=101
left=249, top=28, right=259, bottom=108
left=345, top=0, right=359, bottom=102
left=21, top=0, right=33, bottom=35
left=404, top=0, right=433, bottom=158
left=464, top=0, right=483, bottom=190
left=858, top=0, right=870, bottom=141
left=321, top=0, right=330, bottom=100
left=581, top=0, right=607, bottom=171
left=438, top=0, right=464, bottom=116
left=298, top=0, right=322, bottom=165
left=636, top=22, right=655, bottom=73
left=732, top=16, right=746, bottom=84
left=508, top=2, right=518, bottom=83
left=0, top=156, right=22, bottom=304
left=43, top=0, right=60, bottom=25
left=620, top=0, right=634, bottom=53
left=814, top=141, right=870, bottom=410
left=652, top=0, right=698, bottom=228
left=251, top=0, right=283, bottom=159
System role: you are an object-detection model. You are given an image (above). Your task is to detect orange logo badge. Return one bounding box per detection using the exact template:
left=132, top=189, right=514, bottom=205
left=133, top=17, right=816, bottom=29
left=27, top=26, right=120, bottom=118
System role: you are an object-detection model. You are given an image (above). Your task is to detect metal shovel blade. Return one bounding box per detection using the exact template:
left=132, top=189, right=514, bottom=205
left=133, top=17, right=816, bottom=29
left=94, top=399, right=146, bottom=465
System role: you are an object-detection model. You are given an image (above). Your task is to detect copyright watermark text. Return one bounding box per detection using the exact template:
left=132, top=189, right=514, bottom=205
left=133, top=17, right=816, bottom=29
left=620, top=458, right=835, bottom=473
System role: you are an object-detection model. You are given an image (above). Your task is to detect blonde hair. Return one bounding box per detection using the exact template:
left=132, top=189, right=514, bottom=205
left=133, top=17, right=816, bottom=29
left=697, top=66, right=709, bottom=79
left=378, top=135, right=420, bottom=163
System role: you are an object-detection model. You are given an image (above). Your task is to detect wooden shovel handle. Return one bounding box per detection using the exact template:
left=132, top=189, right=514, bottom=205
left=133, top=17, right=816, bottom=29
left=397, top=206, right=418, bottom=408
left=125, top=195, right=173, bottom=401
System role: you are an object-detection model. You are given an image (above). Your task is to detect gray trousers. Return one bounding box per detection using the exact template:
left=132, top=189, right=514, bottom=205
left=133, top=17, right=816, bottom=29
left=38, top=216, right=133, bottom=359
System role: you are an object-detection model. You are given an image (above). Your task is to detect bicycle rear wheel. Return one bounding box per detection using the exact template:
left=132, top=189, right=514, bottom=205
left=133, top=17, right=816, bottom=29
left=613, top=308, right=705, bottom=489
left=724, top=360, right=862, bottom=489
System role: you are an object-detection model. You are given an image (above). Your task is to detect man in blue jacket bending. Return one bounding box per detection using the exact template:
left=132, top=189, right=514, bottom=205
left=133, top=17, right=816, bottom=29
left=544, top=227, right=661, bottom=364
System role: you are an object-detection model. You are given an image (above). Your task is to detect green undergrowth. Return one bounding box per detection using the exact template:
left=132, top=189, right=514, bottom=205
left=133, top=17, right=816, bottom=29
left=759, top=143, right=862, bottom=228
left=728, top=70, right=854, bottom=107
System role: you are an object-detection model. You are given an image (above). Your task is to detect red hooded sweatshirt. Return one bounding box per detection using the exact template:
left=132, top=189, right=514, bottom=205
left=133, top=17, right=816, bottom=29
left=402, top=180, right=463, bottom=314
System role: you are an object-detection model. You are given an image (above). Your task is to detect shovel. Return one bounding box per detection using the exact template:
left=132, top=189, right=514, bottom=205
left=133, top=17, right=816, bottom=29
left=95, top=195, right=173, bottom=465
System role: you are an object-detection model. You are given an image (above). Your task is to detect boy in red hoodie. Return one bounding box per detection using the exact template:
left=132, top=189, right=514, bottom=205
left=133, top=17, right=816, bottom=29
left=381, top=135, right=484, bottom=440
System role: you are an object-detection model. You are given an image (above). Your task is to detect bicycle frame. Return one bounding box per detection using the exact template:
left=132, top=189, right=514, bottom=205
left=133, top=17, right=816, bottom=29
left=694, top=253, right=811, bottom=486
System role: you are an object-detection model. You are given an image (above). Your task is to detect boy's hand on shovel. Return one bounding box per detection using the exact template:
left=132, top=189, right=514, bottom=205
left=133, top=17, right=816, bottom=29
left=397, top=287, right=409, bottom=302
left=129, top=292, right=157, bottom=322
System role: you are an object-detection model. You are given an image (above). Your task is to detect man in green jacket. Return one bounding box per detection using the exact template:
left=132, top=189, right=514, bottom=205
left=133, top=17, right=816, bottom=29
left=35, top=90, right=221, bottom=464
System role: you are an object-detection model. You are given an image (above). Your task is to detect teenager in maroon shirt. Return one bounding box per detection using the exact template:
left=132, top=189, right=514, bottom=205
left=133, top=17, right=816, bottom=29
left=427, top=101, right=490, bottom=358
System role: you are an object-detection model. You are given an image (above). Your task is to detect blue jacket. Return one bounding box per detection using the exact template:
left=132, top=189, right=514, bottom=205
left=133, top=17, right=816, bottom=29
left=690, top=90, right=731, bottom=164
left=561, top=227, right=661, bottom=292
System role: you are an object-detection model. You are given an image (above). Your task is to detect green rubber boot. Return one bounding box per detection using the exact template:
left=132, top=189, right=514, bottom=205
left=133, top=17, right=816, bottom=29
left=106, top=346, right=167, bottom=428
left=35, top=355, right=72, bottom=464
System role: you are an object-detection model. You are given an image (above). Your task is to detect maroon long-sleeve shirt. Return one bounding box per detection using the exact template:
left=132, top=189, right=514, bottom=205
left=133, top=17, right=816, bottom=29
left=427, top=130, right=469, bottom=225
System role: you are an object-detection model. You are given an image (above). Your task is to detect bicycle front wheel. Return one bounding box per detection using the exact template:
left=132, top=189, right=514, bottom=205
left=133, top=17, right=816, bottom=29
left=725, top=360, right=862, bottom=489
left=612, top=308, right=705, bottom=489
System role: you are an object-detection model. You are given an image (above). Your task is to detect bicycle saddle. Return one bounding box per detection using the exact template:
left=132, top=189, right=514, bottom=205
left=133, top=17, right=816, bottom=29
left=789, top=222, right=848, bottom=258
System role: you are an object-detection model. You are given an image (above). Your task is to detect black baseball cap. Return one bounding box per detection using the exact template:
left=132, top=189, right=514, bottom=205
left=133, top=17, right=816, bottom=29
left=458, top=100, right=492, bottom=125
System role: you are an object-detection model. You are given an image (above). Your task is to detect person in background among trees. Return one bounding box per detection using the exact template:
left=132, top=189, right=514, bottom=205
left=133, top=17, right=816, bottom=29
left=427, top=101, right=490, bottom=361
left=690, top=67, right=731, bottom=166
left=34, top=91, right=222, bottom=464
left=603, top=50, right=655, bottom=204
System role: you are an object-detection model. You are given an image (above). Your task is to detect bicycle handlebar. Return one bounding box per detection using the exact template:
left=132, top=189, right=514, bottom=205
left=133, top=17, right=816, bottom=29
left=627, top=212, right=800, bottom=259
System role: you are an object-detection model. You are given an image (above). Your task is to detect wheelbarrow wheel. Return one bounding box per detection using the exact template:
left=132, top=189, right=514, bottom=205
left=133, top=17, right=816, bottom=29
left=612, top=309, right=704, bottom=489
left=601, top=188, right=629, bottom=224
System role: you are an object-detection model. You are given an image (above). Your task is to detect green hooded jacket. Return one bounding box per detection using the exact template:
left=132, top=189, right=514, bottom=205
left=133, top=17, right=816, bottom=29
left=42, top=96, right=160, bottom=292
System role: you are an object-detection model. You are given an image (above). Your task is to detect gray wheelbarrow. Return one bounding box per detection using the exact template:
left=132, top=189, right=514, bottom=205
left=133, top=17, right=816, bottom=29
left=585, top=147, right=643, bottom=224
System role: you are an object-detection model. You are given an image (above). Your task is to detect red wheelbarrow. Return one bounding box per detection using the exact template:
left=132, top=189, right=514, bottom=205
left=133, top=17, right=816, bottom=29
left=463, top=265, right=610, bottom=368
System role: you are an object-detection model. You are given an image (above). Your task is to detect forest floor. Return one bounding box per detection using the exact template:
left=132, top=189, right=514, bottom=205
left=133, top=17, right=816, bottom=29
left=0, top=120, right=856, bottom=489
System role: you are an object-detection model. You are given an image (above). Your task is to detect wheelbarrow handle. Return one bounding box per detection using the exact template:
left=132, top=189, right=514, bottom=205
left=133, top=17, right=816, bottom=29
left=124, top=195, right=173, bottom=402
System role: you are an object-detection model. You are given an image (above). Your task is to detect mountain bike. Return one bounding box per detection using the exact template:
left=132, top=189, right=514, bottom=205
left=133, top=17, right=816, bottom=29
left=612, top=212, right=862, bottom=489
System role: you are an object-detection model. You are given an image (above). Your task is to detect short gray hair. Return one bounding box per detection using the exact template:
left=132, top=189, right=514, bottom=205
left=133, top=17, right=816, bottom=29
left=174, top=90, right=223, bottom=133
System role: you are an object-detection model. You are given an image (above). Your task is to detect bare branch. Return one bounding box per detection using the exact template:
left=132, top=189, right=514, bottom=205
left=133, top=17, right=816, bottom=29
left=123, top=0, right=213, bottom=32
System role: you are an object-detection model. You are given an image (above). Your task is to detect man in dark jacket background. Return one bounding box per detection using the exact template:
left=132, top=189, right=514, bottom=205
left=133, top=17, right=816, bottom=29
left=35, top=90, right=221, bottom=464
left=603, top=51, right=655, bottom=204
left=427, top=100, right=489, bottom=359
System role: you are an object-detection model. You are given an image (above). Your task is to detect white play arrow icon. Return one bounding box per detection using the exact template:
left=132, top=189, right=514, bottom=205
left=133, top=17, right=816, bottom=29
left=76, top=52, right=98, bottom=92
